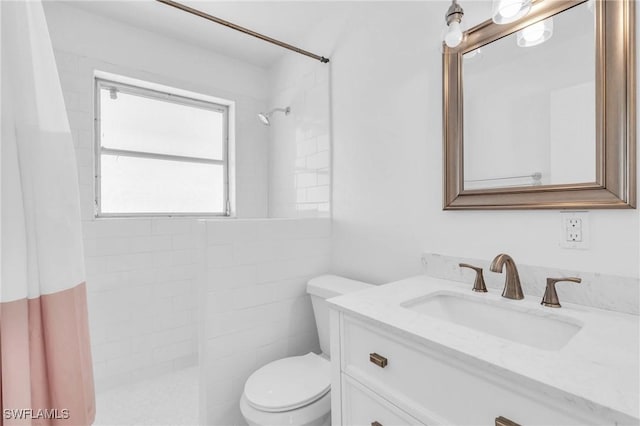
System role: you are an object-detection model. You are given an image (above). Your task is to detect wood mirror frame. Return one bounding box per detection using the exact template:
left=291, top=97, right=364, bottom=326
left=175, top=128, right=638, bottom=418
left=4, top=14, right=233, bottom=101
left=443, top=0, right=635, bottom=210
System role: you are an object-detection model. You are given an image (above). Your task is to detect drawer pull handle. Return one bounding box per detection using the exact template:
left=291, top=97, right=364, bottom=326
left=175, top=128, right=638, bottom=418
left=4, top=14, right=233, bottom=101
left=495, top=416, right=521, bottom=426
left=371, top=422, right=383, bottom=426
left=369, top=352, right=388, bottom=368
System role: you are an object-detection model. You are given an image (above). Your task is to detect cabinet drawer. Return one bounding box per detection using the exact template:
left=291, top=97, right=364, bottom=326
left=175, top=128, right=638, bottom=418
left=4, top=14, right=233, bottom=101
left=341, top=317, right=605, bottom=426
left=342, top=374, right=424, bottom=426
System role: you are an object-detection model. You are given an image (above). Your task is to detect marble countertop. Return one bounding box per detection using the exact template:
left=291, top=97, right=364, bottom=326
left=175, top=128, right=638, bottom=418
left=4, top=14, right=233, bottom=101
left=328, top=275, right=639, bottom=424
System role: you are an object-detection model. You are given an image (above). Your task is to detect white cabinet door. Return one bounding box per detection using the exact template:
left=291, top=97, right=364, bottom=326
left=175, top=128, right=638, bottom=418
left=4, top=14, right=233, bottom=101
left=342, top=374, right=424, bottom=426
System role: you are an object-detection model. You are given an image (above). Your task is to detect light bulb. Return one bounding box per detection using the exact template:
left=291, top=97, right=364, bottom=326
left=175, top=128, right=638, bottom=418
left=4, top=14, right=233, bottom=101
left=492, top=0, right=531, bottom=24
left=499, top=1, right=521, bottom=18
left=522, top=21, right=545, bottom=41
left=517, top=17, right=553, bottom=47
left=445, top=21, right=463, bottom=48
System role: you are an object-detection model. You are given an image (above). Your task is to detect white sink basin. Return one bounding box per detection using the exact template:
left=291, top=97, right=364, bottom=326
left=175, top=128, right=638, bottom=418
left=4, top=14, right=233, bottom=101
left=402, top=291, right=583, bottom=350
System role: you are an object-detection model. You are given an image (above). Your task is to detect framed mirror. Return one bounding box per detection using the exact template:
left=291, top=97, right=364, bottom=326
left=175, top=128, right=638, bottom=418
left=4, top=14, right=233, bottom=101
left=443, top=0, right=635, bottom=209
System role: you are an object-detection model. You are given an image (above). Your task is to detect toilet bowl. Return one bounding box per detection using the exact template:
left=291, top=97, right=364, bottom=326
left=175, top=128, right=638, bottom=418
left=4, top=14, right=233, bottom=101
left=239, top=275, right=373, bottom=426
left=240, top=353, right=331, bottom=426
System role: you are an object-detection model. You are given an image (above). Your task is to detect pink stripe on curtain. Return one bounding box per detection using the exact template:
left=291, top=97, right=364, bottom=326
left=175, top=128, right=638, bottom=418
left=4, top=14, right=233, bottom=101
left=0, top=283, right=95, bottom=426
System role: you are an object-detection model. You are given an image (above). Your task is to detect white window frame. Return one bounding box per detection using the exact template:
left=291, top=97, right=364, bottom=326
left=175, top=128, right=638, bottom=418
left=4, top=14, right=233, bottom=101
left=94, top=78, right=230, bottom=217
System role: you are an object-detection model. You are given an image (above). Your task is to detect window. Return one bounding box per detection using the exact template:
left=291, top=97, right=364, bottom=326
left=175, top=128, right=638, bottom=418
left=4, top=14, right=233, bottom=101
left=95, top=78, right=229, bottom=216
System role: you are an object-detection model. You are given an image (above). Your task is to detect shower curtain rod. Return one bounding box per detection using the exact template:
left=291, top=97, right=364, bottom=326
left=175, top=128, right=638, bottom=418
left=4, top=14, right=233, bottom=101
left=155, top=0, right=330, bottom=63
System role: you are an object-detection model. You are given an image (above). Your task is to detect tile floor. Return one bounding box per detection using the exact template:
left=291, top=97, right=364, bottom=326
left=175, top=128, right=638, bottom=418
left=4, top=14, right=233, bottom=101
left=94, top=367, right=199, bottom=425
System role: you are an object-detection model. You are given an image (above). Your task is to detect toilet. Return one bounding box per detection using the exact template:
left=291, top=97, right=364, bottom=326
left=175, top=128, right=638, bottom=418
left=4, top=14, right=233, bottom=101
left=239, top=275, right=373, bottom=426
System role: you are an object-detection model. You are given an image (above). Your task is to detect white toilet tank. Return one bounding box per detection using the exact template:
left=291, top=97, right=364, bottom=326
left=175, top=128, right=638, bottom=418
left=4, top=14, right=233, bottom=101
left=307, top=275, right=373, bottom=356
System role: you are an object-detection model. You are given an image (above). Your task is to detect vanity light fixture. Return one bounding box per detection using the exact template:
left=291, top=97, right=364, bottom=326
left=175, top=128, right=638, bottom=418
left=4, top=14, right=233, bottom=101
left=492, top=0, right=531, bottom=24
left=443, top=0, right=464, bottom=48
left=517, top=17, right=553, bottom=47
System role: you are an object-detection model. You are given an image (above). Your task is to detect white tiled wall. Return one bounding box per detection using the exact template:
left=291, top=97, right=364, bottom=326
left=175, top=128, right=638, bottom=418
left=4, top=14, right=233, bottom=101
left=200, top=218, right=332, bottom=425
left=84, top=218, right=200, bottom=391
left=47, top=2, right=335, bottom=404
left=46, top=2, right=273, bottom=391
left=57, top=45, right=208, bottom=389
left=268, top=54, right=331, bottom=218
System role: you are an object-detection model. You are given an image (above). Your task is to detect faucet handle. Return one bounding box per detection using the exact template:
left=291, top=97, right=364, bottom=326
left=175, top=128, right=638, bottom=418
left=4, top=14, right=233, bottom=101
left=541, top=277, right=581, bottom=308
left=459, top=263, right=487, bottom=293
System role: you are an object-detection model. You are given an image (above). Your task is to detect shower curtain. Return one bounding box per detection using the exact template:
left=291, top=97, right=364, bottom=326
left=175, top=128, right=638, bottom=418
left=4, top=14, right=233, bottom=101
left=1, top=1, right=95, bottom=425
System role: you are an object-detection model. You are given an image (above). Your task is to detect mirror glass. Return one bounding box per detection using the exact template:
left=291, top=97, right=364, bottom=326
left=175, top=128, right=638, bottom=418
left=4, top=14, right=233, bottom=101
left=462, top=3, right=595, bottom=190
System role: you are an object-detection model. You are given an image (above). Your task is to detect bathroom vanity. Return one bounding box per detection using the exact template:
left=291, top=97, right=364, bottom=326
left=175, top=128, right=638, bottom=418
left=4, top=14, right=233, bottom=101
left=327, top=276, right=639, bottom=426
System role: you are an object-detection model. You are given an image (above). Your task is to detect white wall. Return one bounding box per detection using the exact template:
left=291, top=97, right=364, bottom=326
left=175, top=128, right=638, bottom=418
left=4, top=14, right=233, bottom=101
left=328, top=2, right=639, bottom=284
left=43, top=2, right=272, bottom=390
left=200, top=218, right=331, bottom=425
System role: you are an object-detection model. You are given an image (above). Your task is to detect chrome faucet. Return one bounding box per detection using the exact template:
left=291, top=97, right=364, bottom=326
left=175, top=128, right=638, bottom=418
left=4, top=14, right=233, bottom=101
left=489, top=253, right=524, bottom=300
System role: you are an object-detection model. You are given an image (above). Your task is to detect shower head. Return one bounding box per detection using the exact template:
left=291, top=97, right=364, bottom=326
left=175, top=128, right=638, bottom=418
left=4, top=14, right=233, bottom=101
left=257, top=106, right=290, bottom=126
left=257, top=112, right=270, bottom=125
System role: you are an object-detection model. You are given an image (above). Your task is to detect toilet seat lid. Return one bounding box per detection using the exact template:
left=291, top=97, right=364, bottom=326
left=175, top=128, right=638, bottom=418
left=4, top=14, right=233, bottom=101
left=244, top=353, right=330, bottom=412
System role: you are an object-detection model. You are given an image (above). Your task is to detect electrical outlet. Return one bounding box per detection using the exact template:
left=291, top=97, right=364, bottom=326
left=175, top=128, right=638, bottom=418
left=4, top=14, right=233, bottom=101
left=560, top=212, right=589, bottom=249
left=566, top=218, right=582, bottom=241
